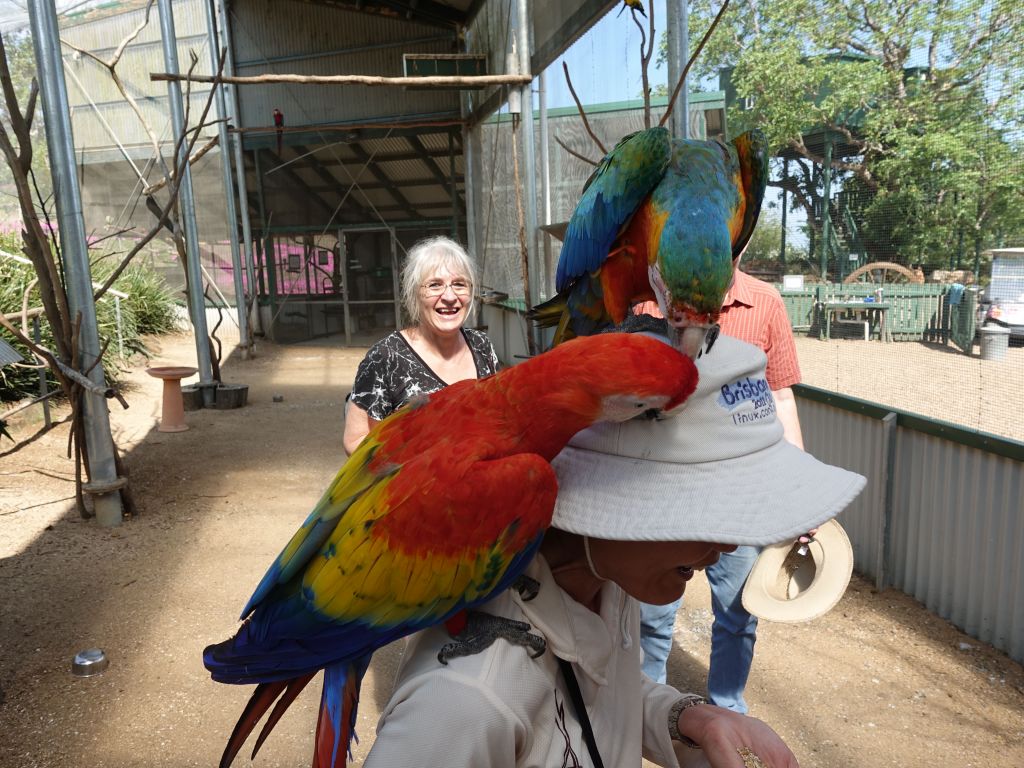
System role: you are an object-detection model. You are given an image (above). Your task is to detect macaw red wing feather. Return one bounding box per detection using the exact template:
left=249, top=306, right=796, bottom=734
left=302, top=451, right=558, bottom=630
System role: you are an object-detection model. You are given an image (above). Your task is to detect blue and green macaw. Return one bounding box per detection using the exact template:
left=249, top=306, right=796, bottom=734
left=531, top=126, right=769, bottom=357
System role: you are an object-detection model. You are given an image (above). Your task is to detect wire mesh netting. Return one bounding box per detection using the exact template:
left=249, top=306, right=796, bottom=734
left=61, top=0, right=238, bottom=341
left=5, top=0, right=1021, bottom=440
left=468, top=0, right=1023, bottom=442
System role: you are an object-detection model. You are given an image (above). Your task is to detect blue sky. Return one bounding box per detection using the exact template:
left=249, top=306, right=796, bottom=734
left=543, top=0, right=672, bottom=109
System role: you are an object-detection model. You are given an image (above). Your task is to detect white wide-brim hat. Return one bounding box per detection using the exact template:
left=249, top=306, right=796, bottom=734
left=550, top=335, right=866, bottom=547
left=741, top=518, right=854, bottom=623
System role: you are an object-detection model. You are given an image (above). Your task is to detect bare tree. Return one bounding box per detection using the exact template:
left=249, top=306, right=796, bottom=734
left=557, top=0, right=732, bottom=163
left=0, top=11, right=226, bottom=517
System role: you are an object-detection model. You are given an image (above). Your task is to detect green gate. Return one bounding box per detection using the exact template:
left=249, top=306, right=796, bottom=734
left=948, top=289, right=977, bottom=354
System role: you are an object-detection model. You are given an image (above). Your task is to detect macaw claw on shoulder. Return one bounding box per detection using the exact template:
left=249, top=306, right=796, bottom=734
left=532, top=126, right=769, bottom=355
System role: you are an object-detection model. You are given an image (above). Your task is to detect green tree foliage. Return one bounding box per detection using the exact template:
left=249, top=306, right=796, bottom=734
left=738, top=208, right=808, bottom=263
left=680, top=0, right=1023, bottom=273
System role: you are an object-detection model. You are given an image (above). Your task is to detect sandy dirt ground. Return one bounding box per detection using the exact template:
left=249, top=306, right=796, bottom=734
left=1, top=331, right=1022, bottom=768
left=793, top=335, right=1024, bottom=443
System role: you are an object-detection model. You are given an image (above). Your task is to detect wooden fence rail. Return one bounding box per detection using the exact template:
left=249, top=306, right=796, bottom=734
left=776, top=283, right=976, bottom=352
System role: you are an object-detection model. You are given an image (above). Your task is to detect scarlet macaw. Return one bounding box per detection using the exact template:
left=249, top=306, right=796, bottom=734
left=204, top=332, right=698, bottom=768
left=531, top=127, right=769, bottom=357
left=272, top=108, right=284, bottom=155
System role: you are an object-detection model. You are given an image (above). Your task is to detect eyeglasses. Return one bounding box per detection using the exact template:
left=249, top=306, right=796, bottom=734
left=422, top=279, right=473, bottom=297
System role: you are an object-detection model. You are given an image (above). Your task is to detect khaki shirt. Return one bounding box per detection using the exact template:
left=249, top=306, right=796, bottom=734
left=366, top=556, right=708, bottom=768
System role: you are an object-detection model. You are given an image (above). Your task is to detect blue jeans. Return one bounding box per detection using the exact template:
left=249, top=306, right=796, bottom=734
left=639, top=546, right=760, bottom=713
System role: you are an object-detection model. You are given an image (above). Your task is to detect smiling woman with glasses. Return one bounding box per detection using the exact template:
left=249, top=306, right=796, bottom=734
left=343, top=236, right=499, bottom=455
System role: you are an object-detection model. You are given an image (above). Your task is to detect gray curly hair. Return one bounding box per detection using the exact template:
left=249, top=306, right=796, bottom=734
left=401, top=236, right=479, bottom=326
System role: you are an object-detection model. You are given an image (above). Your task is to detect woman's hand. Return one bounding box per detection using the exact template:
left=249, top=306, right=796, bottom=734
left=678, top=703, right=798, bottom=768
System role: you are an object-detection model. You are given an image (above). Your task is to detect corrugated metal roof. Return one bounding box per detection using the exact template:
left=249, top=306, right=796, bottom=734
left=251, top=121, right=465, bottom=226
left=57, top=0, right=642, bottom=232
left=232, top=1, right=460, bottom=131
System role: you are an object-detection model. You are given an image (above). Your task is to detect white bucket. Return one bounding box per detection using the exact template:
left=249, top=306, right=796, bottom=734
left=979, top=326, right=1011, bottom=361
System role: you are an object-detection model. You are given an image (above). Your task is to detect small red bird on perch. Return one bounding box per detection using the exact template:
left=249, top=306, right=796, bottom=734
left=272, top=108, right=284, bottom=154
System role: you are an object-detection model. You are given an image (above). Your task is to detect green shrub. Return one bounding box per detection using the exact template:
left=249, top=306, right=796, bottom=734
left=0, top=239, right=178, bottom=402
left=0, top=252, right=57, bottom=402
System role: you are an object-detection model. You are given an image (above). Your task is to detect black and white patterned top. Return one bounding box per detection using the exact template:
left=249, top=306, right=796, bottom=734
left=349, top=328, right=500, bottom=421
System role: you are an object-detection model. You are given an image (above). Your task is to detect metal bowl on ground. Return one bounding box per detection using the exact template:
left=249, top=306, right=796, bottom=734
left=71, top=648, right=109, bottom=678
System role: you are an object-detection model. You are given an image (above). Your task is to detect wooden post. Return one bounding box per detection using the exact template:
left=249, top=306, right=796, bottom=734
left=151, top=72, right=533, bottom=88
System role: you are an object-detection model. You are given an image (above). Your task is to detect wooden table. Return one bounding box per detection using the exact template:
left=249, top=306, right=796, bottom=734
left=820, top=301, right=892, bottom=342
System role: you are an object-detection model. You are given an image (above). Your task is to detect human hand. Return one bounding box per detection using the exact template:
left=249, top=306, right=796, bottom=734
left=677, top=704, right=798, bottom=768
left=798, top=527, right=819, bottom=545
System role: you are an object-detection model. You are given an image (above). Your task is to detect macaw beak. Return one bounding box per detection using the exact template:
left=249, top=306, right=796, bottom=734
left=666, top=323, right=720, bottom=360
left=674, top=325, right=709, bottom=360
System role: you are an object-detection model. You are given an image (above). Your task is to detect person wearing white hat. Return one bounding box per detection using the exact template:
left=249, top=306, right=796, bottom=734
left=363, top=336, right=865, bottom=768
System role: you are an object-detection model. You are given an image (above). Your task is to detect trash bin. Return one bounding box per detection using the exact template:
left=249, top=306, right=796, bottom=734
left=979, top=325, right=1011, bottom=361
left=213, top=383, right=249, bottom=409
left=180, top=384, right=204, bottom=411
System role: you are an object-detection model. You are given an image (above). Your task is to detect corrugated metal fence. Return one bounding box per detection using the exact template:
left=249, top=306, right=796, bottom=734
left=797, top=387, right=1024, bottom=664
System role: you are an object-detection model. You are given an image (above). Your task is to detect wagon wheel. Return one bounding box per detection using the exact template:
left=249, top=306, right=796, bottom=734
left=843, top=261, right=924, bottom=285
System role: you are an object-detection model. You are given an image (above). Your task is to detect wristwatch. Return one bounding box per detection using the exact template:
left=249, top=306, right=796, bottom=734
left=668, top=694, right=707, bottom=749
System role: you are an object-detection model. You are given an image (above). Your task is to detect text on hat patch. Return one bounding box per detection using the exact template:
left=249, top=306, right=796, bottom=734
left=717, top=376, right=776, bottom=425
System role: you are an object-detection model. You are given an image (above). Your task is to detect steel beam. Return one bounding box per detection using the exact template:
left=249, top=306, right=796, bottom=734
left=405, top=133, right=465, bottom=210
left=348, top=142, right=419, bottom=218
left=204, top=0, right=249, bottom=353
left=28, top=0, right=125, bottom=526
left=157, top=0, right=216, bottom=405
left=214, top=0, right=259, bottom=335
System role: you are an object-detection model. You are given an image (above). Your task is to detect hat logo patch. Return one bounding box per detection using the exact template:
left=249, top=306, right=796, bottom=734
left=717, top=376, right=775, bottom=425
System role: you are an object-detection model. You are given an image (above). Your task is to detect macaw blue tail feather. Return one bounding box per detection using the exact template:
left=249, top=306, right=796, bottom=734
left=314, top=657, right=371, bottom=768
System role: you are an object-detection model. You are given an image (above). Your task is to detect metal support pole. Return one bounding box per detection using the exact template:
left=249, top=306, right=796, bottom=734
left=214, top=0, right=259, bottom=338
left=462, top=124, right=479, bottom=264
left=821, top=135, right=833, bottom=281
left=780, top=158, right=788, bottom=264
left=458, top=25, right=479, bottom=284
left=204, top=0, right=250, bottom=356
left=448, top=129, right=459, bottom=239
left=157, top=0, right=215, bottom=405
left=514, top=0, right=539, bottom=343
left=33, top=317, right=51, bottom=429
left=877, top=412, right=898, bottom=591
left=28, top=0, right=123, bottom=526
left=538, top=68, right=552, bottom=298
left=114, top=296, right=124, bottom=358
left=666, top=0, right=690, bottom=139
left=339, top=229, right=352, bottom=346
left=390, top=229, right=401, bottom=331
